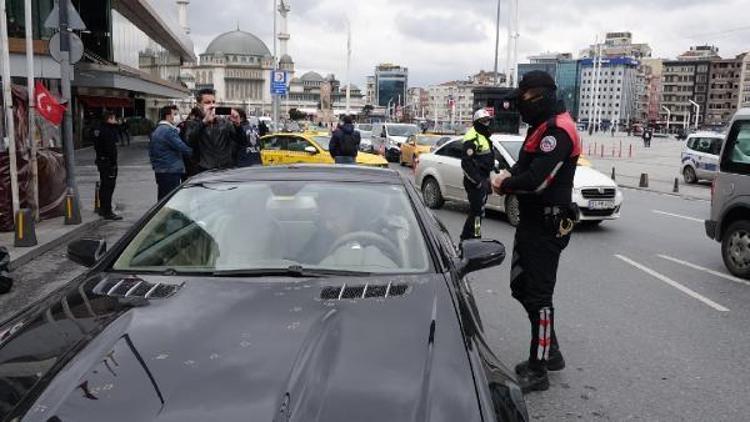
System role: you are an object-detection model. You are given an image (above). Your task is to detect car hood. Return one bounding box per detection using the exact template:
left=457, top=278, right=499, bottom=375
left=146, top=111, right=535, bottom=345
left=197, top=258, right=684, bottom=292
left=3, top=274, right=482, bottom=422
left=356, top=152, right=389, bottom=166
left=574, top=165, right=617, bottom=188
left=389, top=136, right=408, bottom=144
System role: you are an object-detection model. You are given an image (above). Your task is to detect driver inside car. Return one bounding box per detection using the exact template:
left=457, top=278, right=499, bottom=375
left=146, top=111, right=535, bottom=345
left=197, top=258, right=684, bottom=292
left=297, top=191, right=398, bottom=269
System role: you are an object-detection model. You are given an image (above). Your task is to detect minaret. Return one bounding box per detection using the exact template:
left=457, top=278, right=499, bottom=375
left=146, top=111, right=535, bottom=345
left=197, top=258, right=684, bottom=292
left=176, top=0, right=190, bottom=35
left=277, top=0, right=291, bottom=56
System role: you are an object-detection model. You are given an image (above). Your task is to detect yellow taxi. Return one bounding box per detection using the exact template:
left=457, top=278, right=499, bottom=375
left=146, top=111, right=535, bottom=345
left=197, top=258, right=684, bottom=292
left=400, top=134, right=452, bottom=167
left=260, top=133, right=388, bottom=167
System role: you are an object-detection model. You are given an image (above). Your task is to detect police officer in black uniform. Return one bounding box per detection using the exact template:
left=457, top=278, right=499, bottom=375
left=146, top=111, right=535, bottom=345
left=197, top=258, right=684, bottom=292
left=460, top=108, right=496, bottom=240
left=492, top=71, right=581, bottom=392
left=94, top=112, right=123, bottom=220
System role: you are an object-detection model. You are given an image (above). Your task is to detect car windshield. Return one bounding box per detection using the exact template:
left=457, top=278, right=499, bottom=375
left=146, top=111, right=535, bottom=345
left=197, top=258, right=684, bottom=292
left=388, top=125, right=419, bottom=137
left=314, top=136, right=331, bottom=150
left=357, top=124, right=372, bottom=131
left=415, top=135, right=442, bottom=146
left=112, top=181, right=431, bottom=275
left=500, top=141, right=523, bottom=161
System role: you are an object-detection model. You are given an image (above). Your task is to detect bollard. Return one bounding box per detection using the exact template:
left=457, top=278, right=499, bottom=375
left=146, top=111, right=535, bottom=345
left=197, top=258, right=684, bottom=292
left=639, top=173, right=649, bottom=188
left=673, top=178, right=679, bottom=193
left=94, top=182, right=101, bottom=215
left=611, top=167, right=616, bottom=181
left=619, top=140, right=623, bottom=158
left=14, top=208, right=38, bottom=247
left=588, top=143, right=592, bottom=156
left=600, top=144, right=604, bottom=158
left=629, top=144, right=633, bottom=158
left=64, top=189, right=82, bottom=225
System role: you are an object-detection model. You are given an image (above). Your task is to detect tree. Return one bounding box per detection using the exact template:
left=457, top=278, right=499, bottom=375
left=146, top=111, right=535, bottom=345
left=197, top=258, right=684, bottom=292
left=288, top=108, right=306, bottom=121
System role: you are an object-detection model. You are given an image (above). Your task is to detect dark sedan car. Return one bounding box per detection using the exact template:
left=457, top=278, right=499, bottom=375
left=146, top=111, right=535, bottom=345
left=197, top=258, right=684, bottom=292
left=0, top=165, right=528, bottom=422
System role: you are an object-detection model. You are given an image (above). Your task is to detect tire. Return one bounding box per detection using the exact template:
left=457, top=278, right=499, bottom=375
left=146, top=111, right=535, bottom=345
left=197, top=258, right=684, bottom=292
left=683, top=166, right=698, bottom=184
left=505, top=195, right=520, bottom=227
left=421, top=177, right=445, bottom=209
left=722, top=220, right=750, bottom=279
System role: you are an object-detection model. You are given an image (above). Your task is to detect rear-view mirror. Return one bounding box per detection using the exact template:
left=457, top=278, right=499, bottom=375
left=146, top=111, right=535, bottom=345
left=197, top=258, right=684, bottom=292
left=304, top=146, right=318, bottom=154
left=67, top=238, right=107, bottom=268
left=457, top=239, right=506, bottom=278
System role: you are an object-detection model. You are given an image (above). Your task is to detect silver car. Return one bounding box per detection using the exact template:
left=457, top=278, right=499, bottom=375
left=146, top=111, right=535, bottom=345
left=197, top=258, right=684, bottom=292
left=355, top=123, right=374, bottom=152
left=706, top=108, right=750, bottom=279
left=415, top=135, right=623, bottom=226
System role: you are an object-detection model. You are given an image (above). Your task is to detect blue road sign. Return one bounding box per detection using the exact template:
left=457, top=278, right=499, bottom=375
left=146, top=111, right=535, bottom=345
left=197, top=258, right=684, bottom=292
left=271, top=70, right=288, bottom=96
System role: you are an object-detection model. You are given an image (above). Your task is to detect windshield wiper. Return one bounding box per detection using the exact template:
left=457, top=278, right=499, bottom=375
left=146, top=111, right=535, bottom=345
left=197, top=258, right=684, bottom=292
left=212, top=265, right=372, bottom=278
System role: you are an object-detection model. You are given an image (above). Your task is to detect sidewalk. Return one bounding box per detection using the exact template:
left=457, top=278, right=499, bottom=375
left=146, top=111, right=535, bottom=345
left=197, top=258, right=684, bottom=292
left=1, top=136, right=156, bottom=269
left=581, top=132, right=711, bottom=201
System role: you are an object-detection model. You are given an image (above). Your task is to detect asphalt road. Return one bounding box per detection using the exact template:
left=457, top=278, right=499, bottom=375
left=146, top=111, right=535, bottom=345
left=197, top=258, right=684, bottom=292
left=3, top=152, right=747, bottom=421
left=397, top=164, right=748, bottom=421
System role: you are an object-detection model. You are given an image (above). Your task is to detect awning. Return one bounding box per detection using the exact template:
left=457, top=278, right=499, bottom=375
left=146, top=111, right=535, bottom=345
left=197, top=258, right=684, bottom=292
left=74, top=63, right=189, bottom=99
left=113, top=0, right=196, bottom=62
left=78, top=96, right=134, bottom=108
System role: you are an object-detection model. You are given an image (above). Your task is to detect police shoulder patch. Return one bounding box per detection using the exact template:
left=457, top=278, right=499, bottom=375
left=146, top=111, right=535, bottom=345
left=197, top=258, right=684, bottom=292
left=467, top=148, right=474, bottom=156
left=540, top=136, right=557, bottom=153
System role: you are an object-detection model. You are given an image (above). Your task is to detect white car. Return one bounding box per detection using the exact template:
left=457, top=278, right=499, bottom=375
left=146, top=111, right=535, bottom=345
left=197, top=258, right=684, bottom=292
left=415, top=135, right=624, bottom=226
left=681, top=131, right=724, bottom=183
left=355, top=123, right=374, bottom=152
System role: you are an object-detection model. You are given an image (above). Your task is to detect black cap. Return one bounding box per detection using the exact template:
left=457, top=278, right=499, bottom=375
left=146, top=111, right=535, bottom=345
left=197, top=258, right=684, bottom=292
left=505, top=70, right=557, bottom=99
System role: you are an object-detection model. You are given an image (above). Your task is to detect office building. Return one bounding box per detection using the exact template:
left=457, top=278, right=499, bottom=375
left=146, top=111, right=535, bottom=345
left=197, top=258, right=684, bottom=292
left=578, top=57, right=640, bottom=127
left=705, top=54, right=745, bottom=126
left=555, top=60, right=582, bottom=119
left=580, top=32, right=652, bottom=59
left=661, top=59, right=712, bottom=127
left=373, top=63, right=408, bottom=107
left=738, top=54, right=750, bottom=109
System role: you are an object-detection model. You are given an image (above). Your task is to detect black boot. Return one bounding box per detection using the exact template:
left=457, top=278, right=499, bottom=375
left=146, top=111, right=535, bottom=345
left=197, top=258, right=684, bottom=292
left=517, top=362, right=549, bottom=393
left=516, top=307, right=556, bottom=393
left=515, top=328, right=565, bottom=373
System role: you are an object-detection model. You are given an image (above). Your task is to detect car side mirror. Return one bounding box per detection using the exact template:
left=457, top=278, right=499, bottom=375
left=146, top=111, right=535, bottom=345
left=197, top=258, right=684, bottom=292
left=304, top=146, right=318, bottom=154
left=457, top=239, right=506, bottom=278
left=67, top=238, right=107, bottom=268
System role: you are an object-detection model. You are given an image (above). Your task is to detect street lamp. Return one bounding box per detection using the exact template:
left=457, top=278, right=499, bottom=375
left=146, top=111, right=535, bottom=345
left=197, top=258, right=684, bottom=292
left=688, top=99, right=700, bottom=130
left=661, top=105, right=671, bottom=131
left=387, top=98, right=394, bottom=121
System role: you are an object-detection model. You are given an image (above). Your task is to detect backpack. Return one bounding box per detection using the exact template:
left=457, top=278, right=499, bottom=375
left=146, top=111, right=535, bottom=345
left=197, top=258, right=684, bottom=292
left=339, top=131, right=358, bottom=157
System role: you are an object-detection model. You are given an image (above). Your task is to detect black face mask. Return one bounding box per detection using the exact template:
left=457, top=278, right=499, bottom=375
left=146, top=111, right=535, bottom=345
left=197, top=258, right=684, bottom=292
left=518, top=89, right=557, bottom=126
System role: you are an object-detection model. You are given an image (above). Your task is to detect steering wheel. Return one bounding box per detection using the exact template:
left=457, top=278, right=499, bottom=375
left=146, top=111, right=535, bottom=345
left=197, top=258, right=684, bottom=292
left=326, top=231, right=403, bottom=267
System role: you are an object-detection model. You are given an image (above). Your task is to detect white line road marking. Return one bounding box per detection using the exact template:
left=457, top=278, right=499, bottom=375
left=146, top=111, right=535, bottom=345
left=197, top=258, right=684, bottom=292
left=658, top=255, right=750, bottom=287
left=615, top=255, right=730, bottom=312
left=652, top=210, right=704, bottom=223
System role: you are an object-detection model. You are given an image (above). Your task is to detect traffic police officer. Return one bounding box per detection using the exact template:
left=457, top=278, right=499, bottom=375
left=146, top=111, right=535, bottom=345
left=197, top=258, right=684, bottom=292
left=492, top=71, right=581, bottom=392
left=460, top=109, right=495, bottom=240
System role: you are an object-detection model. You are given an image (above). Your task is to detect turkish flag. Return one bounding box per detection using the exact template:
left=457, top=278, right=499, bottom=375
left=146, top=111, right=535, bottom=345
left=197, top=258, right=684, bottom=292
left=34, top=82, right=66, bottom=126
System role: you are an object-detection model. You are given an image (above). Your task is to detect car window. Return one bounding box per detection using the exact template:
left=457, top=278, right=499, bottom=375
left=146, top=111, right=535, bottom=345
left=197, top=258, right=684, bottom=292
left=436, top=140, right=463, bottom=159
left=358, top=124, right=372, bottom=131
left=416, top=135, right=441, bottom=146
left=499, top=141, right=523, bottom=161
left=710, top=137, right=724, bottom=155
left=286, top=137, right=313, bottom=152
left=112, top=181, right=431, bottom=274
left=387, top=125, right=419, bottom=137
left=686, top=137, right=697, bottom=151
left=262, top=136, right=285, bottom=150
left=314, top=136, right=332, bottom=151
left=721, top=121, right=750, bottom=174
left=696, top=138, right=712, bottom=154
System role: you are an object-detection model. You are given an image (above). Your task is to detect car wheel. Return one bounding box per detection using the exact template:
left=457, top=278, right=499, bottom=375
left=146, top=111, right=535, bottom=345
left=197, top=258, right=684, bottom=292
left=505, top=195, right=520, bottom=227
left=683, top=166, right=698, bottom=184
left=421, top=177, right=444, bottom=209
left=722, top=220, right=750, bottom=279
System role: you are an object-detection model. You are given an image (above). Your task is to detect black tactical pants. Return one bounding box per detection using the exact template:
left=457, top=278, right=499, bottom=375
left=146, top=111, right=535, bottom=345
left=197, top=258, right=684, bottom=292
left=511, top=221, right=571, bottom=368
left=461, top=178, right=489, bottom=240
left=97, top=164, right=117, bottom=215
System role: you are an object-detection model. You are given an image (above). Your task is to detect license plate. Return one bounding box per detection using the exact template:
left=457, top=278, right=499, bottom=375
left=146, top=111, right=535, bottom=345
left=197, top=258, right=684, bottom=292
left=589, top=200, right=614, bottom=210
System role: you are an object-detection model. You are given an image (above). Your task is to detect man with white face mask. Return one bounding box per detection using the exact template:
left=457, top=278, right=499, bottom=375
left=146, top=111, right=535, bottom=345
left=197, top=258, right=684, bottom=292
left=460, top=108, right=495, bottom=240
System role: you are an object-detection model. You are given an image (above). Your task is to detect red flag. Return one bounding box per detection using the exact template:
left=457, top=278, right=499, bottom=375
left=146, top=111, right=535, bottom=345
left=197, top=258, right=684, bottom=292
left=34, top=82, right=66, bottom=126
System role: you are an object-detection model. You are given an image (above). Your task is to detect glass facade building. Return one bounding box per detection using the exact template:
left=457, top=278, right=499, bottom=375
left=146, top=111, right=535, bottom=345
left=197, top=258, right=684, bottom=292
left=555, top=60, right=582, bottom=120
left=375, top=65, right=408, bottom=107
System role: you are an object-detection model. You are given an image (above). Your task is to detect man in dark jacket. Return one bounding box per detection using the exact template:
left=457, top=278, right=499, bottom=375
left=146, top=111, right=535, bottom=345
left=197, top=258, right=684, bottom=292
left=329, top=115, right=360, bottom=164
left=94, top=112, right=123, bottom=220
left=258, top=120, right=270, bottom=137
left=150, top=105, right=193, bottom=200
left=234, top=108, right=262, bottom=167
left=182, top=89, right=241, bottom=172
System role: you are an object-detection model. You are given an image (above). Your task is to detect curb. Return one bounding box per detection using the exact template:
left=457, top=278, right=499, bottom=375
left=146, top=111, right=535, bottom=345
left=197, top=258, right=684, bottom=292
left=618, top=184, right=710, bottom=202
left=8, top=218, right=106, bottom=271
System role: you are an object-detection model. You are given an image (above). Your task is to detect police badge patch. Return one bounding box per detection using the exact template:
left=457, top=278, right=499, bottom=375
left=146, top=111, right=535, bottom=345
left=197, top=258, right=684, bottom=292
left=467, top=149, right=474, bottom=156
left=540, top=136, right=557, bottom=153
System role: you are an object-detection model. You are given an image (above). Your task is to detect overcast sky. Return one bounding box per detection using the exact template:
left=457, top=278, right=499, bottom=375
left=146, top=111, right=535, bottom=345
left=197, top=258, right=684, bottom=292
left=158, top=0, right=748, bottom=87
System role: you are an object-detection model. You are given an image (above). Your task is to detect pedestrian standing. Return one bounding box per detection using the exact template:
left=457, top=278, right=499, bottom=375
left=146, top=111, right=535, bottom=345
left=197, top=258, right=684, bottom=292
left=94, top=112, right=123, bottom=220
left=149, top=105, right=193, bottom=200
left=258, top=120, right=270, bottom=137
left=329, top=115, right=360, bottom=164
left=460, top=109, right=495, bottom=240
left=234, top=108, right=262, bottom=167
left=611, top=125, right=616, bottom=137
left=642, top=128, right=652, bottom=148
left=182, top=88, right=241, bottom=172
left=118, top=117, right=131, bottom=146
left=491, top=71, right=581, bottom=393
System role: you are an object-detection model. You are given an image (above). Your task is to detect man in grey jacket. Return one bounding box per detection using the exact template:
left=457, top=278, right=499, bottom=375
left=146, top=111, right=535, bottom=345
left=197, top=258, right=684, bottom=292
left=149, top=105, right=193, bottom=200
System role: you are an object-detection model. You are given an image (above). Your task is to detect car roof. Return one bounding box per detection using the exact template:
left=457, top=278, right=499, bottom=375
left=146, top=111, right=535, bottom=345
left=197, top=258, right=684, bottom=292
left=187, top=165, right=404, bottom=185
left=734, top=108, right=750, bottom=119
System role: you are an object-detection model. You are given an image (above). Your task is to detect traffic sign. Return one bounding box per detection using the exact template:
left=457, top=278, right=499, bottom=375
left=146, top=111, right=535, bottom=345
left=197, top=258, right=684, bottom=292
left=49, top=32, right=84, bottom=64
left=44, top=3, right=87, bottom=30
left=270, top=70, right=288, bottom=96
